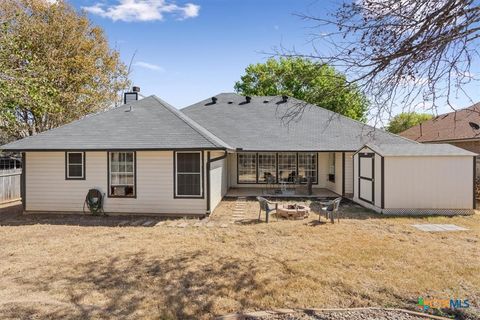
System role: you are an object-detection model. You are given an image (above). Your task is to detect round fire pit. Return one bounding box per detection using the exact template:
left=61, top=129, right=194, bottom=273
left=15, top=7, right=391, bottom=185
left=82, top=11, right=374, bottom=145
left=277, top=204, right=310, bottom=220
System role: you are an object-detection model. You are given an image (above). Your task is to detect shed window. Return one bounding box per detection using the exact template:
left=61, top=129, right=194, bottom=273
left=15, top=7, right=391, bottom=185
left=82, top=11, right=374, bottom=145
left=109, top=152, right=135, bottom=197
left=175, top=152, right=202, bottom=197
left=66, top=152, right=85, bottom=179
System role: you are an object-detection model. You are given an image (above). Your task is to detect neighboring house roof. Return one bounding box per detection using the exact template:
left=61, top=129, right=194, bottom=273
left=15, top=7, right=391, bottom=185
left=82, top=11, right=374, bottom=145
left=400, top=102, right=480, bottom=142
left=182, top=93, right=415, bottom=151
left=359, top=143, right=477, bottom=157
left=0, top=96, right=230, bottom=151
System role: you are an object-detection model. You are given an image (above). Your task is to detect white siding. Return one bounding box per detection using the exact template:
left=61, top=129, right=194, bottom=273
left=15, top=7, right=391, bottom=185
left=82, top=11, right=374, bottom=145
left=25, top=151, right=206, bottom=215
left=209, top=151, right=228, bottom=212
left=385, top=156, right=473, bottom=209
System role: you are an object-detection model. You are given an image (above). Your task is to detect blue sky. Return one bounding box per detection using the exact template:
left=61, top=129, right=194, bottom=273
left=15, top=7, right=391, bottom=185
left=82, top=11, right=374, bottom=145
left=69, top=0, right=479, bottom=114
left=69, top=0, right=339, bottom=107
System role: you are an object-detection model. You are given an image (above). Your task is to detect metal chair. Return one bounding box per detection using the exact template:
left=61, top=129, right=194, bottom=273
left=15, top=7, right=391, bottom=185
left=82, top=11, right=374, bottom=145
left=256, top=196, right=278, bottom=223
left=319, top=197, right=342, bottom=223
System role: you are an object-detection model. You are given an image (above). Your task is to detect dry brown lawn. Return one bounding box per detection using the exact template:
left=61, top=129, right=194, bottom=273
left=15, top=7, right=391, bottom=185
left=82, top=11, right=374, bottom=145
left=0, top=199, right=479, bottom=319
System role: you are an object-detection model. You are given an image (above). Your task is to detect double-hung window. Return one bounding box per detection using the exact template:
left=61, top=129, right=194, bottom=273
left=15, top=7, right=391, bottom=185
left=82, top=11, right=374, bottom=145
left=109, top=152, right=135, bottom=197
left=175, top=152, right=203, bottom=197
left=66, top=152, right=85, bottom=180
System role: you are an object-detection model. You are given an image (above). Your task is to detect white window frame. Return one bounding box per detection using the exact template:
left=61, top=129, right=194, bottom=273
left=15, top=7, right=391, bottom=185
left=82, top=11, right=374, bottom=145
left=66, top=152, right=85, bottom=179
left=175, top=151, right=203, bottom=198
left=109, top=151, right=136, bottom=198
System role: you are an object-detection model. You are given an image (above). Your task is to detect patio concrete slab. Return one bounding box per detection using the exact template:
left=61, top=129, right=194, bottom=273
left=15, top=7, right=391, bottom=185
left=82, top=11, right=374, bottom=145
left=412, top=224, right=468, bottom=232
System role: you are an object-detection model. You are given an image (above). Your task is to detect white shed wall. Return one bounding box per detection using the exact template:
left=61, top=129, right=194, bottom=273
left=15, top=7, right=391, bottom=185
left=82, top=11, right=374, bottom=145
left=25, top=151, right=207, bottom=215
left=385, top=156, right=473, bottom=209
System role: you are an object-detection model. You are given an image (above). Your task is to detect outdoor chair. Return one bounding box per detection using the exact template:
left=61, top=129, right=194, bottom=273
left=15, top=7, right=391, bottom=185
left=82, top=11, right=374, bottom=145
left=319, top=197, right=342, bottom=223
left=256, top=196, right=279, bottom=223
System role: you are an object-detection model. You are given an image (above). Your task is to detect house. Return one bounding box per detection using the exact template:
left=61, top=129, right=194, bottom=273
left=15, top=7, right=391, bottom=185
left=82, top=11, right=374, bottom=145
left=400, top=102, right=480, bottom=155
left=0, top=93, right=476, bottom=216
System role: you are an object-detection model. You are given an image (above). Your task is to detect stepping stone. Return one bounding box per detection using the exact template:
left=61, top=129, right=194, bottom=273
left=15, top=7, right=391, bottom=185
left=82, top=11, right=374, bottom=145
left=193, top=222, right=204, bottom=227
left=412, top=224, right=468, bottom=232
left=154, top=221, right=166, bottom=227
left=177, top=222, right=188, bottom=228
left=220, top=223, right=229, bottom=228
left=205, top=222, right=216, bottom=228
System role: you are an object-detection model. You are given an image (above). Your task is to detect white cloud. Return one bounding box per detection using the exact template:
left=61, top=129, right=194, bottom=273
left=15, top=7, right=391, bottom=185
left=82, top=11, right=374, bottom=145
left=134, top=61, right=165, bottom=72
left=82, top=0, right=200, bottom=22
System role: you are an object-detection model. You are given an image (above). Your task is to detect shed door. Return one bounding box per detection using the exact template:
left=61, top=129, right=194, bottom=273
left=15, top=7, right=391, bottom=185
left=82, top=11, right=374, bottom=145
left=358, top=153, right=375, bottom=204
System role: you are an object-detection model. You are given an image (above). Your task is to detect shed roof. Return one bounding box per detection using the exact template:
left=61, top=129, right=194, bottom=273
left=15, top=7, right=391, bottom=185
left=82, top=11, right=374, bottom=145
left=400, top=102, right=480, bottom=142
left=0, top=96, right=231, bottom=151
left=360, top=143, right=477, bottom=157
left=182, top=93, right=415, bottom=151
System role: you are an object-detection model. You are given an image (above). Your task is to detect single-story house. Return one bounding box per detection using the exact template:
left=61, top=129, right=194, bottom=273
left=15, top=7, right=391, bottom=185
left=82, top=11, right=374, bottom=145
left=400, top=102, right=480, bottom=154
left=0, top=92, right=476, bottom=216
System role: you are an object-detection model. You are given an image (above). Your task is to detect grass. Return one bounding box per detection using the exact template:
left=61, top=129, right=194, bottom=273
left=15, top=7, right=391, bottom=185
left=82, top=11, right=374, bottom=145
left=0, top=200, right=479, bottom=319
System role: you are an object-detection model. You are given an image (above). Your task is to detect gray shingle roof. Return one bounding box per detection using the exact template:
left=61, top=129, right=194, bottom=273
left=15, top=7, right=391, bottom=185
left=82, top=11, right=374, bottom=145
left=182, top=93, right=416, bottom=151
left=362, top=143, right=477, bottom=157
left=0, top=96, right=230, bottom=151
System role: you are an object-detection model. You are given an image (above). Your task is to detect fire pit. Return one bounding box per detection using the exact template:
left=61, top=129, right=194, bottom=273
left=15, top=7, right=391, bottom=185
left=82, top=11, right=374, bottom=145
left=277, top=204, right=310, bottom=220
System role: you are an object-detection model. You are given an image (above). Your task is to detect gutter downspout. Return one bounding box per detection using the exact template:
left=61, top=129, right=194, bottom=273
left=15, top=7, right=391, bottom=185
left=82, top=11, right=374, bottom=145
left=206, top=150, right=228, bottom=215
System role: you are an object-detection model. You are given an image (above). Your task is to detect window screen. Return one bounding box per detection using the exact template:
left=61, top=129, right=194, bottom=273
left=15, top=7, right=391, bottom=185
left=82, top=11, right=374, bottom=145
left=176, top=152, right=202, bottom=196
left=66, top=152, right=84, bottom=179
left=109, top=152, right=135, bottom=197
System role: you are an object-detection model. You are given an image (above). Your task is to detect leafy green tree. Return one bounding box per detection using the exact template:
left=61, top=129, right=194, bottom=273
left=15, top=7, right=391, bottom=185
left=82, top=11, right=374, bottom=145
left=387, top=112, right=433, bottom=134
left=234, top=57, right=368, bottom=121
left=0, top=0, right=129, bottom=141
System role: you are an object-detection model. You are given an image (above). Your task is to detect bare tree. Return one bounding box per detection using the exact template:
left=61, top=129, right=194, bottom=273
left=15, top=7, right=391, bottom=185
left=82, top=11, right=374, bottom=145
left=293, top=0, right=480, bottom=125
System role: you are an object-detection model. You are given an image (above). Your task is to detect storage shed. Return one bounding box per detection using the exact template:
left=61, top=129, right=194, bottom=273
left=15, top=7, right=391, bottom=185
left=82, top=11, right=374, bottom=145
left=353, top=143, right=477, bottom=215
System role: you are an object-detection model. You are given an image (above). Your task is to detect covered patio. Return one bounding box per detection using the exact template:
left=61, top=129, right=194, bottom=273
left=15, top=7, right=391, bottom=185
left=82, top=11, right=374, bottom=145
left=225, top=187, right=340, bottom=198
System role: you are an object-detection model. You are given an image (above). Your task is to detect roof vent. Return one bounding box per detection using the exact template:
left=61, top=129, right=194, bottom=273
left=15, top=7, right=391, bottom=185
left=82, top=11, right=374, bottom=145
left=263, top=100, right=269, bottom=103
left=245, top=96, right=251, bottom=103
left=282, top=95, right=288, bottom=103
left=211, top=97, right=218, bottom=104
left=228, top=101, right=233, bottom=104
left=469, top=122, right=480, bottom=130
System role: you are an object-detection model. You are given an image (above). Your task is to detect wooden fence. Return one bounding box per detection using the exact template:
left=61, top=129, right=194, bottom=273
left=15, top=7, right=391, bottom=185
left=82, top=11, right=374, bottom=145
left=0, top=169, right=22, bottom=204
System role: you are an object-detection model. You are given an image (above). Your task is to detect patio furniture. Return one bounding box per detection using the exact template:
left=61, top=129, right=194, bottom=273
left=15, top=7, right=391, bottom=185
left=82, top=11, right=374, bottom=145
left=277, top=203, right=310, bottom=220
left=319, top=197, right=342, bottom=223
left=256, top=196, right=279, bottom=223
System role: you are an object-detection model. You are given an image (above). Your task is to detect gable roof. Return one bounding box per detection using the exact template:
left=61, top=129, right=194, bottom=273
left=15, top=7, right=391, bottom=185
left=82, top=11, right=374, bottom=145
left=400, top=103, right=480, bottom=142
left=182, top=93, right=415, bottom=151
left=358, top=143, right=477, bottom=157
left=0, top=96, right=231, bottom=151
